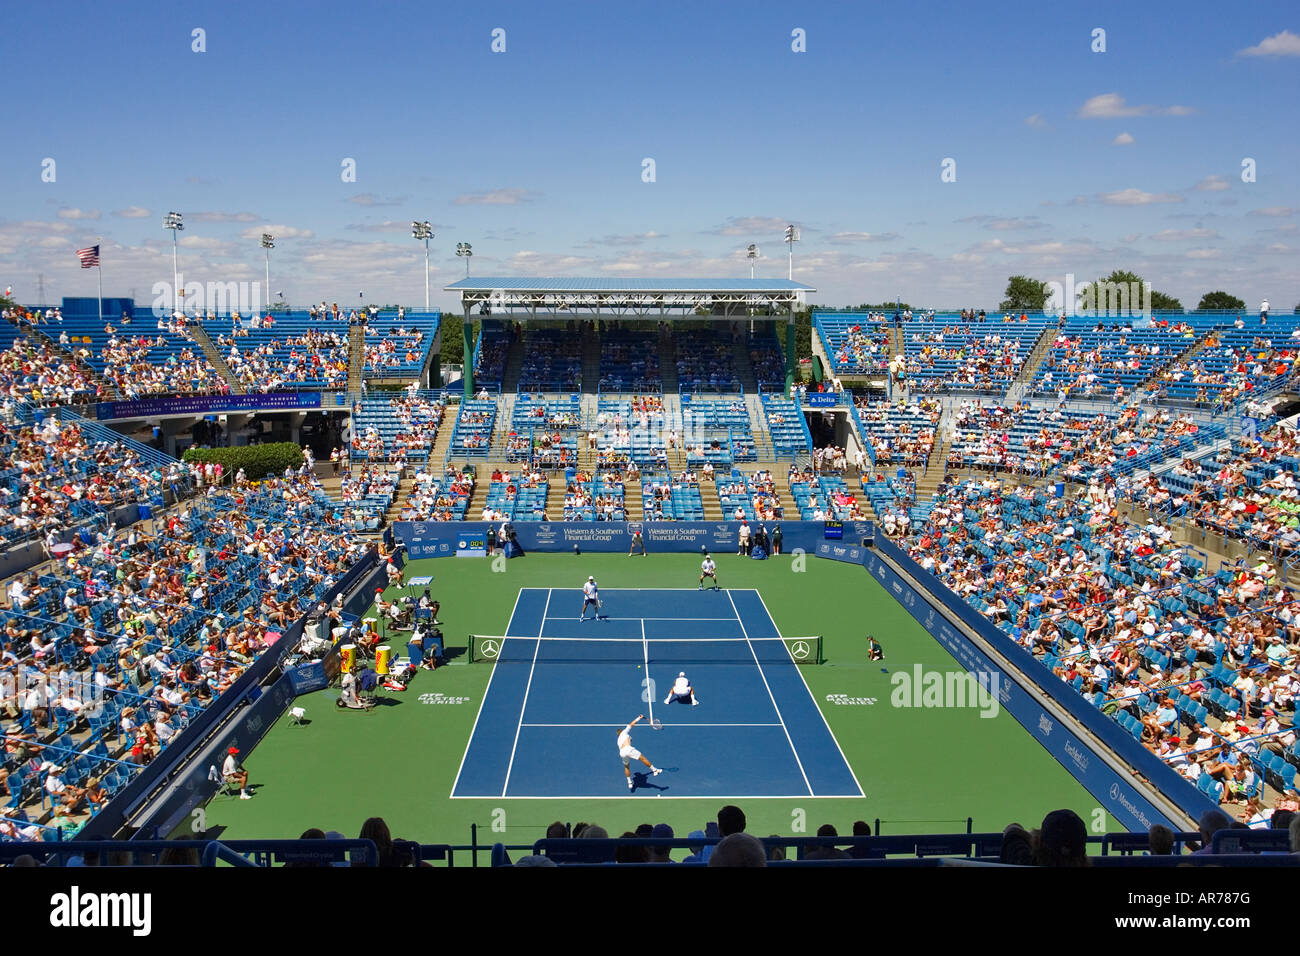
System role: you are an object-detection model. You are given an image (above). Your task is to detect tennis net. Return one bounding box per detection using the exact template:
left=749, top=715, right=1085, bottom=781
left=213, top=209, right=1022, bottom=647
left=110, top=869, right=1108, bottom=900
left=467, top=634, right=823, bottom=665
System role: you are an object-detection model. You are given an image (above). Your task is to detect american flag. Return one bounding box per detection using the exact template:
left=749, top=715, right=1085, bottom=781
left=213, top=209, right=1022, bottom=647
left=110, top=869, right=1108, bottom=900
left=76, top=245, right=100, bottom=268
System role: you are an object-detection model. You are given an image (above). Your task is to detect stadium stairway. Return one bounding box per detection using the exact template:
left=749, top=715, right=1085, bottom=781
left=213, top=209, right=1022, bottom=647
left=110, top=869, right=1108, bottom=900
left=381, top=476, right=406, bottom=527
left=1004, top=322, right=1059, bottom=406
left=731, top=338, right=759, bottom=393
left=581, top=324, right=600, bottom=394
left=500, top=334, right=525, bottom=394
left=772, top=470, right=803, bottom=521
left=623, top=485, right=643, bottom=521
left=188, top=322, right=244, bottom=394
left=545, top=480, right=564, bottom=519
left=700, top=479, right=723, bottom=520
left=428, top=403, right=458, bottom=467
left=12, top=318, right=119, bottom=399
left=889, top=325, right=905, bottom=364
left=913, top=434, right=951, bottom=501
left=488, top=393, right=518, bottom=460
left=465, top=477, right=491, bottom=520
left=657, top=326, right=680, bottom=395
left=347, top=325, right=366, bottom=393
left=1138, top=330, right=1213, bottom=393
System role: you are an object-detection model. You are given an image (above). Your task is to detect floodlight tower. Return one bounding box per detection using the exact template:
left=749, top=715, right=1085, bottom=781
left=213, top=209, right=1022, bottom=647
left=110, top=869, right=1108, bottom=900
left=412, top=220, right=434, bottom=310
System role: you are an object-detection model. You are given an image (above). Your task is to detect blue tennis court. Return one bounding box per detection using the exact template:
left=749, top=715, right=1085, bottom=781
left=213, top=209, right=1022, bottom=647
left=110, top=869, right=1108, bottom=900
left=451, top=588, right=863, bottom=799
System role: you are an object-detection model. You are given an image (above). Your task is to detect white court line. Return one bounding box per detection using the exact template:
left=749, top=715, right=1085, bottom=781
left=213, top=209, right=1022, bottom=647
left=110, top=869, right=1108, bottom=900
left=642, top=618, right=653, bottom=725
left=449, top=588, right=524, bottom=798
left=520, top=722, right=783, bottom=728
left=500, top=588, right=551, bottom=798
left=728, top=590, right=813, bottom=797
left=487, top=636, right=780, bottom=644
left=545, top=617, right=741, bottom=622
left=520, top=587, right=732, bottom=592
left=750, top=589, right=865, bottom=798
left=450, top=793, right=862, bottom=801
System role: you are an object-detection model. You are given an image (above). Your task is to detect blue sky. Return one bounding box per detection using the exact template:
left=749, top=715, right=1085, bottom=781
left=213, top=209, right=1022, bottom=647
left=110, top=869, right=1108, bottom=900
left=2, top=0, right=1296, bottom=310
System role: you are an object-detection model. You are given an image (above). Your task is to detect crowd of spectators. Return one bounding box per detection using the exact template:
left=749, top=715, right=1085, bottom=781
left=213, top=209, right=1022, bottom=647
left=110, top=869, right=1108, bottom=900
left=395, top=466, right=475, bottom=522
left=899, top=472, right=1300, bottom=814
left=364, top=326, right=426, bottom=376
left=221, top=328, right=348, bottom=390
left=1, top=471, right=367, bottom=830
left=0, top=418, right=185, bottom=550
left=0, top=338, right=101, bottom=406
left=101, top=331, right=227, bottom=399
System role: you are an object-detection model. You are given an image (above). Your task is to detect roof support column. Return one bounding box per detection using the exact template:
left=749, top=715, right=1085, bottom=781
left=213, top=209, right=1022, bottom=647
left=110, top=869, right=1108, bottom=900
left=462, top=300, right=474, bottom=401
left=785, top=307, right=797, bottom=394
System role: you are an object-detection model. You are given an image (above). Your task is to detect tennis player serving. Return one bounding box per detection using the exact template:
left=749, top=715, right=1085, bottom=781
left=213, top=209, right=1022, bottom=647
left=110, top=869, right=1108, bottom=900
left=618, top=715, right=662, bottom=791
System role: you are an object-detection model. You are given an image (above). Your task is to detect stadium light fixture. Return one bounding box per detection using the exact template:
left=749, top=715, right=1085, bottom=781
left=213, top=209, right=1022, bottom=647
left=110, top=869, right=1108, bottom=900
left=260, top=234, right=275, bottom=313
left=456, top=242, right=473, bottom=276
left=412, top=220, right=434, bottom=310
left=746, top=244, right=759, bottom=280
left=164, top=212, right=184, bottom=315
left=784, top=225, right=799, bottom=282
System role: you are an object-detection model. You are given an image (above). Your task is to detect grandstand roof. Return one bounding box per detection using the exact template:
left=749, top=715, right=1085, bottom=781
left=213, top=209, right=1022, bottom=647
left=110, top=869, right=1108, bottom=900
left=444, top=276, right=814, bottom=318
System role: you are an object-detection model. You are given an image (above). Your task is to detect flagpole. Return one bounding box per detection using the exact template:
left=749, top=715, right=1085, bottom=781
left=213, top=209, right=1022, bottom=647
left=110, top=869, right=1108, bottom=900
left=96, top=237, right=103, bottom=325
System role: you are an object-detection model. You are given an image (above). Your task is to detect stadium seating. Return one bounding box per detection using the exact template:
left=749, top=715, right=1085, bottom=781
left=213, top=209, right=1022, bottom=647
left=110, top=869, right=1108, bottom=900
left=641, top=472, right=704, bottom=520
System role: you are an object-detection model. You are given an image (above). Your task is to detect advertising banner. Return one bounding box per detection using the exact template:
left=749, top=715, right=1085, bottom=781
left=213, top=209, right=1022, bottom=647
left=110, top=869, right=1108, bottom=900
left=96, top=390, right=323, bottom=420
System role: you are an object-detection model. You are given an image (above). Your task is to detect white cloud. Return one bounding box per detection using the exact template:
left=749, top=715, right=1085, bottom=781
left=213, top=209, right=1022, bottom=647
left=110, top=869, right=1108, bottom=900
left=1194, top=175, right=1230, bottom=192
left=579, top=231, right=668, bottom=247
left=1151, top=228, right=1218, bottom=241
left=828, top=231, right=901, bottom=242
left=189, top=211, right=260, bottom=223
left=238, top=225, right=314, bottom=240
left=112, top=206, right=151, bottom=219
left=1248, top=207, right=1296, bottom=217
left=1078, top=92, right=1194, bottom=118
left=1239, top=29, right=1300, bottom=57
left=1025, top=113, right=1047, bottom=128
left=453, top=188, right=534, bottom=206
left=346, top=220, right=435, bottom=234
left=1097, top=188, right=1185, bottom=206
left=1112, top=132, right=1135, bottom=145
left=346, top=193, right=407, bottom=207
left=1185, top=249, right=1220, bottom=259
left=957, top=216, right=1045, bottom=232
left=710, top=216, right=792, bottom=237
left=56, top=208, right=100, bottom=220
left=177, top=236, right=234, bottom=250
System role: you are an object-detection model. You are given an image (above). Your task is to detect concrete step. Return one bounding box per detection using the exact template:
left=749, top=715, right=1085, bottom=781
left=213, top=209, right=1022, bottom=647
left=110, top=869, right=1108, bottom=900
left=189, top=322, right=244, bottom=394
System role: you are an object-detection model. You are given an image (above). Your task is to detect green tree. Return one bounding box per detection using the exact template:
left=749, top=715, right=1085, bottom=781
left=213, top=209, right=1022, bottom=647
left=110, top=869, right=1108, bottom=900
left=1089, top=270, right=1181, bottom=314
left=440, top=314, right=480, bottom=368
left=998, top=275, right=1049, bottom=313
left=1149, top=290, right=1183, bottom=312
left=1196, top=291, right=1245, bottom=311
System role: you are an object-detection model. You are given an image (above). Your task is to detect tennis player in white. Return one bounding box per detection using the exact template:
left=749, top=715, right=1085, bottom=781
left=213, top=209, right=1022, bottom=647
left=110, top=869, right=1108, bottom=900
left=618, top=714, right=662, bottom=791
left=579, top=576, right=600, bottom=621
left=664, top=671, right=699, bottom=706
left=699, top=554, right=719, bottom=590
